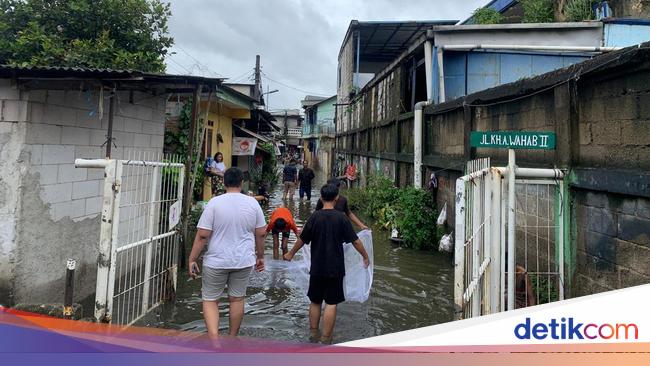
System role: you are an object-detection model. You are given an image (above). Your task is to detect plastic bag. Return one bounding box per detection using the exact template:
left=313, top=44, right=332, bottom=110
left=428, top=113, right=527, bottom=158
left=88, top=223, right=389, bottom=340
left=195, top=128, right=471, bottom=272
left=292, top=229, right=374, bottom=303
left=438, top=232, right=453, bottom=253
left=437, top=202, right=447, bottom=226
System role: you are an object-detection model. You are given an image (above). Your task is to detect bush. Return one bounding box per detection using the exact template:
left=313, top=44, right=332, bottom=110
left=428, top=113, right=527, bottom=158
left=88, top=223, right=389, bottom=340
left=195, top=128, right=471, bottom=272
left=520, top=0, right=555, bottom=23
left=473, top=8, right=504, bottom=24
left=351, top=174, right=440, bottom=250
left=565, top=0, right=596, bottom=21
left=394, top=187, right=438, bottom=250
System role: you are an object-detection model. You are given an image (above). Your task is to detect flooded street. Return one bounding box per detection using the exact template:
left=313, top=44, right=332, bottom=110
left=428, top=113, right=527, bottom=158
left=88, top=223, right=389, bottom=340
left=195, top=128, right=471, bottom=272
left=140, top=171, right=455, bottom=343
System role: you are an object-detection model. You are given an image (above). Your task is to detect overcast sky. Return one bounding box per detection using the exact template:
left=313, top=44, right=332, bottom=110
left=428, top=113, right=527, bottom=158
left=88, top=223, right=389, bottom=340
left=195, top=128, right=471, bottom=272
left=166, top=0, right=487, bottom=110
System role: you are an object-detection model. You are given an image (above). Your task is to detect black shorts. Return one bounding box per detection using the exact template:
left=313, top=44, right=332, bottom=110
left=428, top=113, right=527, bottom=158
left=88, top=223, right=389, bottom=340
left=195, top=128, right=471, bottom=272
left=308, top=275, right=345, bottom=305
left=271, top=228, right=289, bottom=240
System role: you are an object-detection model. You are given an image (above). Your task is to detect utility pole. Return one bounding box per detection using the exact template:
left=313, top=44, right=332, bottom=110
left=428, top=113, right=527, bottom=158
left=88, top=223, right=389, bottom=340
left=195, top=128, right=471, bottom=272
left=254, top=55, right=261, bottom=102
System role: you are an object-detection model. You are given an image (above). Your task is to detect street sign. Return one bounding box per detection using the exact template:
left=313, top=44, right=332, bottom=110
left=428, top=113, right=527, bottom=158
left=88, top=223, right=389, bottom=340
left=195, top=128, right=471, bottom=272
left=470, top=131, right=556, bottom=150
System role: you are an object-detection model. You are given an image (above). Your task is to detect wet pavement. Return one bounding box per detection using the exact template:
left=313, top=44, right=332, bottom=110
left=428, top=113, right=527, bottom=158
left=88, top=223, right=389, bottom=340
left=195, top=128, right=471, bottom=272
left=139, top=170, right=455, bottom=343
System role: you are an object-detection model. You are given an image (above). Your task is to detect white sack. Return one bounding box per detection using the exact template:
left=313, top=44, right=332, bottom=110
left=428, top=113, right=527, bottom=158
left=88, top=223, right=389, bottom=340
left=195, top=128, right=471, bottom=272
left=292, top=229, right=374, bottom=303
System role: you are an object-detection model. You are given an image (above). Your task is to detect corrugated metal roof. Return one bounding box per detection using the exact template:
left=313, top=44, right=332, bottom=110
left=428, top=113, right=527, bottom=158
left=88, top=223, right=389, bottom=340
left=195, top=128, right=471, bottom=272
left=338, top=20, right=458, bottom=61
left=0, top=64, right=226, bottom=85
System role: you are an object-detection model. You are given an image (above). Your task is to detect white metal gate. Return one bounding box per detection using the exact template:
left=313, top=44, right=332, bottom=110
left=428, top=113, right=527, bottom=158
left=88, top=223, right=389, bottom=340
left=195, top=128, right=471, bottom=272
left=76, top=154, right=184, bottom=324
left=454, top=157, right=566, bottom=319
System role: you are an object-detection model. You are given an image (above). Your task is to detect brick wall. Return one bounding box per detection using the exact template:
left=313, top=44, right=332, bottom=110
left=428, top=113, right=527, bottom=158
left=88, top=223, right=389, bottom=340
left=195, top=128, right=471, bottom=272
left=574, top=190, right=650, bottom=296
left=0, top=82, right=167, bottom=306
left=334, top=48, right=650, bottom=299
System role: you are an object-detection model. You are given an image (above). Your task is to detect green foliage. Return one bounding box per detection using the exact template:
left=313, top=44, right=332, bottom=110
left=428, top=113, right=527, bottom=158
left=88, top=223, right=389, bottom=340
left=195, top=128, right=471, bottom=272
left=565, top=0, right=596, bottom=21
left=394, top=187, right=438, bottom=250
left=365, top=175, right=399, bottom=217
left=529, top=273, right=559, bottom=304
left=472, top=8, right=504, bottom=24
left=348, top=175, right=440, bottom=250
left=163, top=99, right=204, bottom=199
left=250, top=142, right=279, bottom=190
left=520, top=0, right=555, bottom=23
left=0, top=0, right=173, bottom=72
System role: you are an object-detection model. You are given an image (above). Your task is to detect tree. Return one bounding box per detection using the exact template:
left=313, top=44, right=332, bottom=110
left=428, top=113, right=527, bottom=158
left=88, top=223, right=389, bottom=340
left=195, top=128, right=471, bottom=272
left=0, top=0, right=173, bottom=73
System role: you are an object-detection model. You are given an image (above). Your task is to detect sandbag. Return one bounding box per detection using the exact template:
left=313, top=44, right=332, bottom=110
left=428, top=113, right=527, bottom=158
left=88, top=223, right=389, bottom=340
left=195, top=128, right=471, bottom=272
left=291, top=229, right=374, bottom=303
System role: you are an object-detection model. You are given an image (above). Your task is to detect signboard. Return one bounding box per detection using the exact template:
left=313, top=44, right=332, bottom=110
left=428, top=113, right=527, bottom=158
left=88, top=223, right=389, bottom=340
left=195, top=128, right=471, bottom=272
left=169, top=200, right=181, bottom=229
left=232, top=137, right=258, bottom=156
left=470, top=131, right=556, bottom=150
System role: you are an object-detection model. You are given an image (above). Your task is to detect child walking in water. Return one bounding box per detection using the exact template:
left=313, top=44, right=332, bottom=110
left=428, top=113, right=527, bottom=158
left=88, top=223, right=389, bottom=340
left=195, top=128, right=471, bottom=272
left=284, top=183, right=369, bottom=344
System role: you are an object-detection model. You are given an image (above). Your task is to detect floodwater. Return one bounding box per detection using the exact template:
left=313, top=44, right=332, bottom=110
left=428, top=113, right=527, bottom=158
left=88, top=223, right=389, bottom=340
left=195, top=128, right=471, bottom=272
left=139, top=171, right=455, bottom=343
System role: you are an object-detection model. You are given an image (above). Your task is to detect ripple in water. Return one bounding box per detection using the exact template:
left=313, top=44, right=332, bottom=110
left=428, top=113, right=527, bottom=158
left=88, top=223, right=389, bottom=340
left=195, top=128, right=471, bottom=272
left=138, top=171, right=454, bottom=343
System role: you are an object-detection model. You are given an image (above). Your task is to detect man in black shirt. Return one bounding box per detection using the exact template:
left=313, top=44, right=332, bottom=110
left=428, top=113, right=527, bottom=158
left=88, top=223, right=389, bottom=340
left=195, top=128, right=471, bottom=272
left=298, top=160, right=316, bottom=201
left=315, top=178, right=368, bottom=230
left=282, top=159, right=298, bottom=200
left=284, top=184, right=369, bottom=344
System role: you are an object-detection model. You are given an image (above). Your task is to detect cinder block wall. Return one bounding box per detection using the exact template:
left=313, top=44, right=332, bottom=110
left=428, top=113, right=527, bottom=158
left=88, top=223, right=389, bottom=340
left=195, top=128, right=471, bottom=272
left=574, top=190, right=650, bottom=296
left=0, top=82, right=167, bottom=306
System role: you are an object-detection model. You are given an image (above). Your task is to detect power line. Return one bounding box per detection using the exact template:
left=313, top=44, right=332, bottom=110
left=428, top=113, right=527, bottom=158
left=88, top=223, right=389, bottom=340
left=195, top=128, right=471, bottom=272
left=229, top=68, right=255, bottom=84
left=166, top=56, right=193, bottom=75
left=261, top=73, right=331, bottom=97
left=174, top=44, right=225, bottom=77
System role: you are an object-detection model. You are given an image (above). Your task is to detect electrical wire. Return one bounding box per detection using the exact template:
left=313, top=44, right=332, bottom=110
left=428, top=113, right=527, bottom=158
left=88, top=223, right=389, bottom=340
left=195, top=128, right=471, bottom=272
left=174, top=44, right=225, bottom=77
left=261, top=72, right=331, bottom=97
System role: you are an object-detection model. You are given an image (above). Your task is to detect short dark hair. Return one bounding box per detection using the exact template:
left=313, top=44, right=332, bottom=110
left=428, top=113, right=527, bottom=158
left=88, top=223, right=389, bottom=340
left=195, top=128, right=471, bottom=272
left=223, top=167, right=243, bottom=188
left=290, top=159, right=296, bottom=164
left=275, top=218, right=287, bottom=231
left=327, top=177, right=341, bottom=187
left=320, top=184, right=339, bottom=202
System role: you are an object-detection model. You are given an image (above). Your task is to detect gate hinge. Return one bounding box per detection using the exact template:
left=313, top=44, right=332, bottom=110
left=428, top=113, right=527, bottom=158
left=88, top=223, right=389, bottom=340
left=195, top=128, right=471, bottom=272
left=112, top=181, right=121, bottom=192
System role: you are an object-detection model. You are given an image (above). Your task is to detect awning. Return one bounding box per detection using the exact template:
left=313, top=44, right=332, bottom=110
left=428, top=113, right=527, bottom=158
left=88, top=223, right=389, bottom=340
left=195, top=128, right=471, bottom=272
left=233, top=124, right=272, bottom=143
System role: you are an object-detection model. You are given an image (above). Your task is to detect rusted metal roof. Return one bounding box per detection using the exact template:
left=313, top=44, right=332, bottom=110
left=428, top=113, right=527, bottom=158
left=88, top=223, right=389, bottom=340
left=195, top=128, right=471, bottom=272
left=0, top=64, right=226, bottom=86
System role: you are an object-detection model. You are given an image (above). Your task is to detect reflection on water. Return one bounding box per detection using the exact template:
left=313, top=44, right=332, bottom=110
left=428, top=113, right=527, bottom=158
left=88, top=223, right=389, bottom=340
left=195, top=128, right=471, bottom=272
left=138, top=171, right=455, bottom=343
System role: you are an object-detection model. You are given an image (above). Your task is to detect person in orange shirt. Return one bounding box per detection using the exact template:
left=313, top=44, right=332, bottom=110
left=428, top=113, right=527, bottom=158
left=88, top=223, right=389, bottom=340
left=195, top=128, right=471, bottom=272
left=266, top=207, right=300, bottom=260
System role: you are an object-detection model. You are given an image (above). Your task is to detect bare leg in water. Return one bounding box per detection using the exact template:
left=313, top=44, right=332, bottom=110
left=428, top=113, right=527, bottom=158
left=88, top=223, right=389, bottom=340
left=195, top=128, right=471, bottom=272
left=228, top=296, right=245, bottom=336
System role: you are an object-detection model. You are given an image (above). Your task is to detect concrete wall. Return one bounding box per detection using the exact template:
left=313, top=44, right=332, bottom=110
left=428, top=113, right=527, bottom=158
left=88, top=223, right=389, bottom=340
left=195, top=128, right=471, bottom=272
left=433, top=23, right=604, bottom=48
left=335, top=48, right=650, bottom=298
left=574, top=189, right=650, bottom=296
left=0, top=81, right=167, bottom=306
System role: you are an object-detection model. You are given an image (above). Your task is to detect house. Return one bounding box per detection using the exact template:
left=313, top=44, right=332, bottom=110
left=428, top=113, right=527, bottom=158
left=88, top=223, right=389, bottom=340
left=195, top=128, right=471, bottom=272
left=271, top=109, right=303, bottom=161
left=0, top=65, right=222, bottom=308
left=332, top=8, right=650, bottom=303
left=335, top=18, right=650, bottom=186
left=301, top=95, right=336, bottom=176
left=166, top=84, right=279, bottom=200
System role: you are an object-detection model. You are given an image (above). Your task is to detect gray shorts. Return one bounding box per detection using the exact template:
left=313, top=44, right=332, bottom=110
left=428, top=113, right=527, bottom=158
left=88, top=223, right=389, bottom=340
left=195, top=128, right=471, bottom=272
left=201, top=266, right=253, bottom=301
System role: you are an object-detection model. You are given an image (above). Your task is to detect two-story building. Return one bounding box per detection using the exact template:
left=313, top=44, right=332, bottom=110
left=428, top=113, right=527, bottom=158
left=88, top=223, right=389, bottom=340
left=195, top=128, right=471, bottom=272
left=301, top=95, right=336, bottom=175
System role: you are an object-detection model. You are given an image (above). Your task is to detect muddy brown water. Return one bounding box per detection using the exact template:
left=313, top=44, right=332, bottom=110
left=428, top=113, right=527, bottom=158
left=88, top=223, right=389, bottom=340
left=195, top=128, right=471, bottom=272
left=138, top=171, right=454, bottom=343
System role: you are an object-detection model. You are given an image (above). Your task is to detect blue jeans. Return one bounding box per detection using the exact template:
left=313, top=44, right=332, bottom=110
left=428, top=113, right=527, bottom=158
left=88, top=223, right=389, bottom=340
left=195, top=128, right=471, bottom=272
left=299, top=185, right=312, bottom=200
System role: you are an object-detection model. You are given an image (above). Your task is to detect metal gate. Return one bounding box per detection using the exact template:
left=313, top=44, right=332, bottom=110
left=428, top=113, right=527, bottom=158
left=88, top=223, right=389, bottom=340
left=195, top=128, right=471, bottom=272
left=76, top=154, right=184, bottom=324
left=454, top=157, right=566, bottom=319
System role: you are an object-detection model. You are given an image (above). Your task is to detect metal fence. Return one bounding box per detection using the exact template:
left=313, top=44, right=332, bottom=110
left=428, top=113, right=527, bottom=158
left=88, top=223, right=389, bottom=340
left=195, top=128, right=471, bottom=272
left=454, top=158, right=566, bottom=319
left=76, top=154, right=184, bottom=324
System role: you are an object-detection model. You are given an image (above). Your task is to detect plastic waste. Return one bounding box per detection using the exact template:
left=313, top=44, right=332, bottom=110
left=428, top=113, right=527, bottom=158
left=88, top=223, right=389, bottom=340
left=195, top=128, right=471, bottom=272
left=438, top=232, right=453, bottom=253
left=437, top=202, right=447, bottom=226
left=291, top=229, right=374, bottom=303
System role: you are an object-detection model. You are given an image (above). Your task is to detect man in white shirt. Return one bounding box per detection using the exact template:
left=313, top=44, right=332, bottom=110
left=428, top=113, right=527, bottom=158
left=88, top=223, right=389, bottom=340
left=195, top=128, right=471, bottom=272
left=188, top=167, right=266, bottom=339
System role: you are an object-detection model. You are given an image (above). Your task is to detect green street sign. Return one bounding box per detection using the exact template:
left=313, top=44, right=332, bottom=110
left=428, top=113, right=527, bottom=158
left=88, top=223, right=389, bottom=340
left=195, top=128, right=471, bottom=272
left=470, top=131, right=556, bottom=150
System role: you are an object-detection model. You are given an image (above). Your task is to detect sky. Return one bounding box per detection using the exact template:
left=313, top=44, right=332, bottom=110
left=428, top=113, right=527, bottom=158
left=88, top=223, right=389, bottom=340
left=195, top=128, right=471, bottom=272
left=165, top=0, right=487, bottom=110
